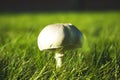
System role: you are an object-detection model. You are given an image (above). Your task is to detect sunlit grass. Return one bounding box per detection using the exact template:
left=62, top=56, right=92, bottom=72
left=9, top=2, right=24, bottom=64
left=0, top=11, right=120, bottom=80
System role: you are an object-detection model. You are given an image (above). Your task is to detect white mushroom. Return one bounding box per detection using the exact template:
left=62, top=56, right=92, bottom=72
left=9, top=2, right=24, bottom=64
left=38, top=23, right=84, bottom=68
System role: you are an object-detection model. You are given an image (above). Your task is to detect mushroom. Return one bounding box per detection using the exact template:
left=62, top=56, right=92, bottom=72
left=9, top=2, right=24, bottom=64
left=38, top=23, right=84, bottom=68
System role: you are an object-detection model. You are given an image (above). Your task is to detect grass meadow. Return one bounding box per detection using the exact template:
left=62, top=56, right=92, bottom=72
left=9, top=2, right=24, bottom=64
left=0, top=11, right=120, bottom=80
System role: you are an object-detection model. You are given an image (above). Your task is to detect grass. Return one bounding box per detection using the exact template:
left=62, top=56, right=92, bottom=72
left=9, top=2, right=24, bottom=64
left=0, top=11, right=120, bottom=80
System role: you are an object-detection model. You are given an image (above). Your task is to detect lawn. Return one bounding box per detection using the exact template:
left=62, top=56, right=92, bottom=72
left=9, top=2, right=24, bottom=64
left=0, top=11, right=120, bottom=80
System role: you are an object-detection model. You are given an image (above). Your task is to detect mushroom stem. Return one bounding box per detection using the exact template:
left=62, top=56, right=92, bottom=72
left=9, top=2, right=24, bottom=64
left=54, top=52, right=64, bottom=68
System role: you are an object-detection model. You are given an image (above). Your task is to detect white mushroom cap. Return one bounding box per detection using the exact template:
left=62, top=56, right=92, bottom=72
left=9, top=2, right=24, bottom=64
left=38, top=23, right=83, bottom=51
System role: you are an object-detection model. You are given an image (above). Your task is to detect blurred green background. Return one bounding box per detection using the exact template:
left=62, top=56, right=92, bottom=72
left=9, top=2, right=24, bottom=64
left=0, top=12, right=120, bottom=79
